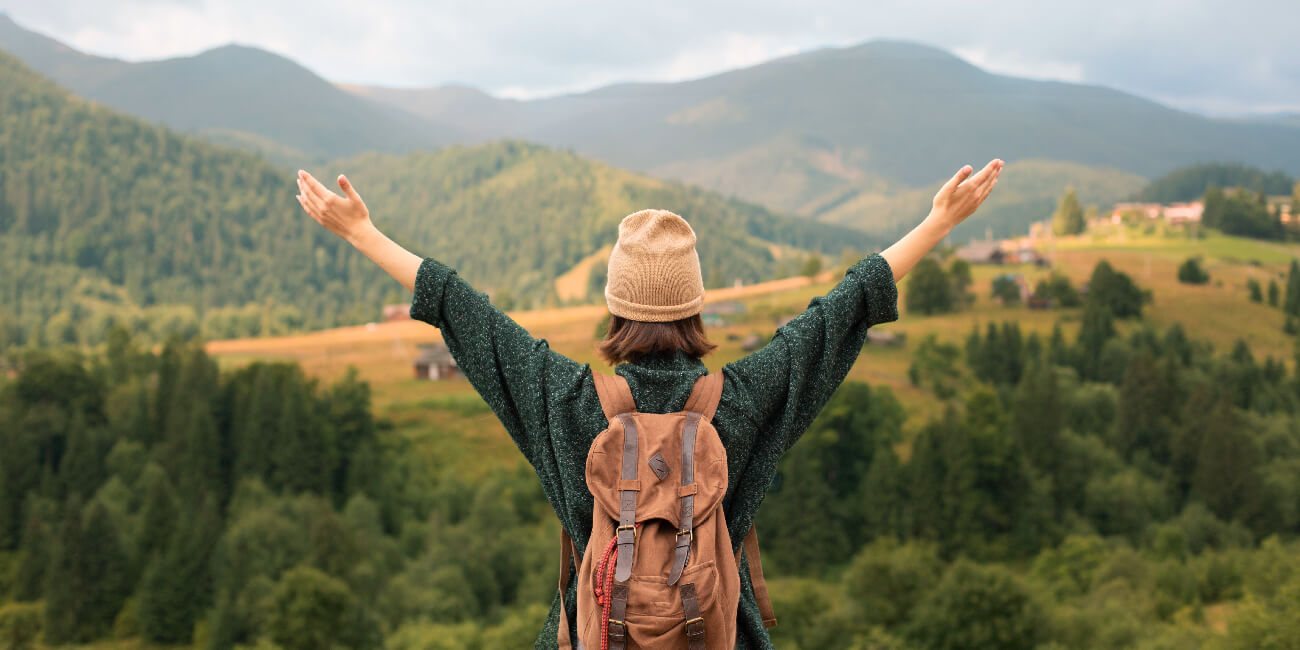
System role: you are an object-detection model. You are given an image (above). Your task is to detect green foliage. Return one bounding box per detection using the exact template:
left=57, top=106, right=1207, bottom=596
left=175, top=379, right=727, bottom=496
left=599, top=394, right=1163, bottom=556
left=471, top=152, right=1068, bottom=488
left=1052, top=188, right=1087, bottom=236
left=1268, top=277, right=1280, bottom=306
left=908, top=334, right=963, bottom=399
left=904, top=257, right=955, bottom=315
left=843, top=539, right=943, bottom=628
left=1137, top=163, right=1296, bottom=203
left=1177, top=257, right=1211, bottom=284
left=992, top=274, right=1022, bottom=304
left=263, top=566, right=381, bottom=650
left=1203, top=186, right=1284, bottom=240
left=1033, top=272, right=1081, bottom=307
left=0, top=602, right=41, bottom=650
left=907, top=560, right=1046, bottom=650
left=1086, top=260, right=1148, bottom=318
left=1246, top=277, right=1263, bottom=302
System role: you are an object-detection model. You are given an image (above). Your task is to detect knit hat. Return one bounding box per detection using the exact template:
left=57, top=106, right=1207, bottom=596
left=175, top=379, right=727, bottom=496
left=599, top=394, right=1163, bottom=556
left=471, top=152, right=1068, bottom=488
left=604, top=209, right=705, bottom=322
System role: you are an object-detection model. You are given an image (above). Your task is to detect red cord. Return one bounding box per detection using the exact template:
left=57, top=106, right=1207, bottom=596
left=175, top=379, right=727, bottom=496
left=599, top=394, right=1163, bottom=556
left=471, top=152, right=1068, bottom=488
left=593, top=523, right=637, bottom=650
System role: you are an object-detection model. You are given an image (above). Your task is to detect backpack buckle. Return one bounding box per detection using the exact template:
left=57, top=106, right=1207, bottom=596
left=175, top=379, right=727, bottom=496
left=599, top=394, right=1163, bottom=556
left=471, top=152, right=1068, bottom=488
left=675, top=529, right=692, bottom=545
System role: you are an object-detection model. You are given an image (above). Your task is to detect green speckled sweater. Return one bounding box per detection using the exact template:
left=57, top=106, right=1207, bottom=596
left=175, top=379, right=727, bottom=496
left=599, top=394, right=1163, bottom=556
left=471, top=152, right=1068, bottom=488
left=409, top=253, right=898, bottom=649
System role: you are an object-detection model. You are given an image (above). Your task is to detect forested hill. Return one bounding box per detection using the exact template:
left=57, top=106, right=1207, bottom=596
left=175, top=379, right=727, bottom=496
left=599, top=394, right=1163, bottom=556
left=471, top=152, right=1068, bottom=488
left=0, top=51, right=873, bottom=350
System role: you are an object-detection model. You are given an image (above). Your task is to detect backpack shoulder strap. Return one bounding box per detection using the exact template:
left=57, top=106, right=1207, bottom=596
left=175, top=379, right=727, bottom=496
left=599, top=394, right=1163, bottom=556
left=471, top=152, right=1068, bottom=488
left=682, top=372, right=724, bottom=422
left=735, top=525, right=778, bottom=629
left=593, top=371, right=636, bottom=424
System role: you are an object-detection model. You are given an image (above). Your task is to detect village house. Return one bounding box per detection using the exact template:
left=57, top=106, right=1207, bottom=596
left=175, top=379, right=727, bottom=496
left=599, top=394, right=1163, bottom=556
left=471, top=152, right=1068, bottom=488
left=954, top=240, right=1005, bottom=265
left=1110, top=201, right=1203, bottom=225
left=383, top=303, right=412, bottom=322
left=865, top=329, right=905, bottom=347
left=413, top=343, right=460, bottom=381
left=700, top=301, right=746, bottom=327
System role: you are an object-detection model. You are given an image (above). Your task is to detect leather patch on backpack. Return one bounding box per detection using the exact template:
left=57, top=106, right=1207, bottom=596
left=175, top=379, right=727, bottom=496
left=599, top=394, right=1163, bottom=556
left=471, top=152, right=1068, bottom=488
left=647, top=452, right=670, bottom=481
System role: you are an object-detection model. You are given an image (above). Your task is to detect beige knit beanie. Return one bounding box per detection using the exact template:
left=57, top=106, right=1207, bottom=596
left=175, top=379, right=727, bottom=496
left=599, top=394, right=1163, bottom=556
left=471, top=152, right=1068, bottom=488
left=604, top=209, right=705, bottom=322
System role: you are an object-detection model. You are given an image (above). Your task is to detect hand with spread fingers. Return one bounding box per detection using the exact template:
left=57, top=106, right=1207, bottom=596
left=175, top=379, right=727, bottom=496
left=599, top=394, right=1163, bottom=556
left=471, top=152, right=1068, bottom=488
left=293, top=169, right=423, bottom=292
left=880, top=158, right=1005, bottom=282
left=295, top=170, right=373, bottom=244
left=928, top=159, right=1004, bottom=231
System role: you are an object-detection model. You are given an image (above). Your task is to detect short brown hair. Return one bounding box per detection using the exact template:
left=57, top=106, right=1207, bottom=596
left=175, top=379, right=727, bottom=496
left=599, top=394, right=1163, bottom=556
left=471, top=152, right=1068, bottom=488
left=597, top=314, right=717, bottom=365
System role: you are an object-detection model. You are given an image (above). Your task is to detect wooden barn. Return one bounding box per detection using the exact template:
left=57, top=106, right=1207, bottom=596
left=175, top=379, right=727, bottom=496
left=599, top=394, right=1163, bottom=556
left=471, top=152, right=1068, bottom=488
left=413, top=343, right=460, bottom=381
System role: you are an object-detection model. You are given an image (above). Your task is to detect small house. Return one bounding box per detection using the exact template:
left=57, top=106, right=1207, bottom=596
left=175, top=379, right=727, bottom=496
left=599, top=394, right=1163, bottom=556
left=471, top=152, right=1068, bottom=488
left=865, top=329, right=905, bottom=347
left=954, top=240, right=1005, bottom=265
left=383, top=303, right=412, bottom=322
left=413, top=343, right=459, bottom=381
left=741, top=333, right=763, bottom=352
left=701, top=301, right=746, bottom=327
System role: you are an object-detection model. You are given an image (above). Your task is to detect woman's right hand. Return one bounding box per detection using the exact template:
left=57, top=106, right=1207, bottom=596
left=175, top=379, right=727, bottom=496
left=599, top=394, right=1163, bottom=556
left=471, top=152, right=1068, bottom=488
left=927, top=159, right=1003, bottom=233
left=296, top=169, right=374, bottom=244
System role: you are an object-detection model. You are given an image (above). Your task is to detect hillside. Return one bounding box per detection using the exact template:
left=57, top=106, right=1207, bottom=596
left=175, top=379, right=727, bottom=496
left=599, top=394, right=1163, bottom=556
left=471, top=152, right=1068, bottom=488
left=345, top=41, right=1300, bottom=217
left=0, top=13, right=459, bottom=161
left=0, top=51, right=872, bottom=350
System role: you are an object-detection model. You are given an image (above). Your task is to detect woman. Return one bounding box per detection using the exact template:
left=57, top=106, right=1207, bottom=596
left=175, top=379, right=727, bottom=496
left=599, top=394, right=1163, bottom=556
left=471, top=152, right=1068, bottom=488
left=295, top=158, right=1003, bottom=648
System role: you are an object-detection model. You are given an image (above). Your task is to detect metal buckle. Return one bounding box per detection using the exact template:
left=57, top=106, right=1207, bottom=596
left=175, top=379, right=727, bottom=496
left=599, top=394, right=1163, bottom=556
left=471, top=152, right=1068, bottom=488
left=616, top=525, right=636, bottom=532
left=608, top=619, right=627, bottom=631
left=676, top=529, right=692, bottom=544
left=685, top=616, right=704, bottom=626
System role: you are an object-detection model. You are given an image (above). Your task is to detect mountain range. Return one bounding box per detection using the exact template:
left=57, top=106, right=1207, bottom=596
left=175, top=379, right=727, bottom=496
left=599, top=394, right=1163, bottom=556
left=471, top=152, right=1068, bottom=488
left=0, top=49, right=861, bottom=349
left=4, top=13, right=1299, bottom=240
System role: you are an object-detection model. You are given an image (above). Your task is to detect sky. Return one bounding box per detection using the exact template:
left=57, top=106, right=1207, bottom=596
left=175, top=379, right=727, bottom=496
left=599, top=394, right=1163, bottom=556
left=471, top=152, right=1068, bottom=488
left=2, top=0, right=1297, bottom=116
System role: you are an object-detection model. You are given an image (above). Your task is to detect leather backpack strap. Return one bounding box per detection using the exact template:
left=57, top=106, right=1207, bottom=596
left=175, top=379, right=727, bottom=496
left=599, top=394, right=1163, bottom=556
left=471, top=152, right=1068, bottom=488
left=668, top=411, right=703, bottom=585
left=735, top=526, right=778, bottom=629
left=593, top=371, right=636, bottom=424
left=557, top=527, right=577, bottom=649
left=682, top=372, right=724, bottom=422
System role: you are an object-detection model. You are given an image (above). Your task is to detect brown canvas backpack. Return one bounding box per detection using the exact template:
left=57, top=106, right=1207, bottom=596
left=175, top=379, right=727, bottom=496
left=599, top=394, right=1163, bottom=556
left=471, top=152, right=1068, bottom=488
left=557, top=372, right=776, bottom=650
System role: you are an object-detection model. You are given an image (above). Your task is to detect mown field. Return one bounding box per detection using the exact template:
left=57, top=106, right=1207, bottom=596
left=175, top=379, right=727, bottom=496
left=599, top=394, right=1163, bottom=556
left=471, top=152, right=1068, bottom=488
left=205, top=226, right=1300, bottom=456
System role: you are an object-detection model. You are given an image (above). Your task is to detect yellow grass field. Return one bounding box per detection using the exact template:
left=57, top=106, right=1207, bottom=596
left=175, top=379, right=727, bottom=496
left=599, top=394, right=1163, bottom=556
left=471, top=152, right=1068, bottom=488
left=205, top=229, right=1300, bottom=460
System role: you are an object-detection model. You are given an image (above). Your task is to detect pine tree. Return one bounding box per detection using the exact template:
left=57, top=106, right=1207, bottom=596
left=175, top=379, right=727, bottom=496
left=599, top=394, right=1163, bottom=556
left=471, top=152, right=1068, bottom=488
left=326, top=367, right=376, bottom=504
left=1286, top=260, right=1300, bottom=316
left=10, top=496, right=54, bottom=602
left=1051, top=188, right=1086, bottom=235
left=79, top=502, right=130, bottom=638
left=1192, top=398, right=1262, bottom=522
left=905, top=257, right=955, bottom=315
left=135, top=468, right=177, bottom=564
left=138, top=498, right=221, bottom=644
left=1076, top=301, right=1116, bottom=380
left=1268, top=278, right=1280, bottom=307
left=43, top=497, right=86, bottom=644
left=1247, top=278, right=1263, bottom=302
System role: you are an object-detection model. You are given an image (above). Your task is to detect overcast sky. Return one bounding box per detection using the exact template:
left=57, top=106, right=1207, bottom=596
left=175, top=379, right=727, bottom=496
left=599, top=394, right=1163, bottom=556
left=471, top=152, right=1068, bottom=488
left=3, top=0, right=1297, bottom=116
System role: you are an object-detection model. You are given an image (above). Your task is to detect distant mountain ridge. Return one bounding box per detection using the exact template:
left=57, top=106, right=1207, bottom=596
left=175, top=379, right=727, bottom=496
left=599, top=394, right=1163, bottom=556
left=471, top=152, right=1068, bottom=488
left=0, top=13, right=460, bottom=162
left=5, top=14, right=1300, bottom=239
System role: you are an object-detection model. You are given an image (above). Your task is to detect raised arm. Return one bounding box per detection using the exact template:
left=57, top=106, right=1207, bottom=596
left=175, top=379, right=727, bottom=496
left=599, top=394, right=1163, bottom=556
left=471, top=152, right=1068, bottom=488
left=882, top=159, right=1003, bottom=282
left=723, top=159, right=1003, bottom=453
left=296, top=170, right=421, bottom=291
left=295, top=170, right=588, bottom=463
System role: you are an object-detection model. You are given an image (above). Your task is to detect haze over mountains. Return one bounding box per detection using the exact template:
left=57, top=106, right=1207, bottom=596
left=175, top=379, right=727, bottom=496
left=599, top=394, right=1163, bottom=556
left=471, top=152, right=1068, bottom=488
left=0, top=13, right=460, bottom=162
left=5, top=13, right=1298, bottom=241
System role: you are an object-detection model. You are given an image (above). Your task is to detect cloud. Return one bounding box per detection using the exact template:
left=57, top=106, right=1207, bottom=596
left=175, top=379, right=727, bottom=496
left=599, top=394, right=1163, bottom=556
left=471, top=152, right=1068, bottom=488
left=2, top=0, right=1297, bottom=115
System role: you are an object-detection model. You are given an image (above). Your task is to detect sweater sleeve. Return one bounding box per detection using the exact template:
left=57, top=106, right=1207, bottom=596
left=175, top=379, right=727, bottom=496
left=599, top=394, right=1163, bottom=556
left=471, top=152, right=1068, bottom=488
left=408, top=258, right=589, bottom=462
left=721, top=253, right=899, bottom=454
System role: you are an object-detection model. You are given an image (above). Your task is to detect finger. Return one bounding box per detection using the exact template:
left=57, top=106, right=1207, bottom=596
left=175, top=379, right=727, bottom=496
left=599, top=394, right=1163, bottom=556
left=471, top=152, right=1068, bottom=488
left=939, top=165, right=973, bottom=197
left=338, top=174, right=362, bottom=203
left=299, top=170, right=338, bottom=203
left=296, top=194, right=321, bottom=221
left=298, top=179, right=328, bottom=214
left=978, top=176, right=999, bottom=203
left=963, top=159, right=1000, bottom=188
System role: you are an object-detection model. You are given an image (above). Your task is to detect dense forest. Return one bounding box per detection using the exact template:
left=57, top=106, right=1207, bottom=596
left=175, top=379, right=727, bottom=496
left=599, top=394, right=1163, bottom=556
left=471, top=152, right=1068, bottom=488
left=0, top=50, right=871, bottom=351
left=2, top=258, right=1299, bottom=649
left=1136, top=163, right=1296, bottom=203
